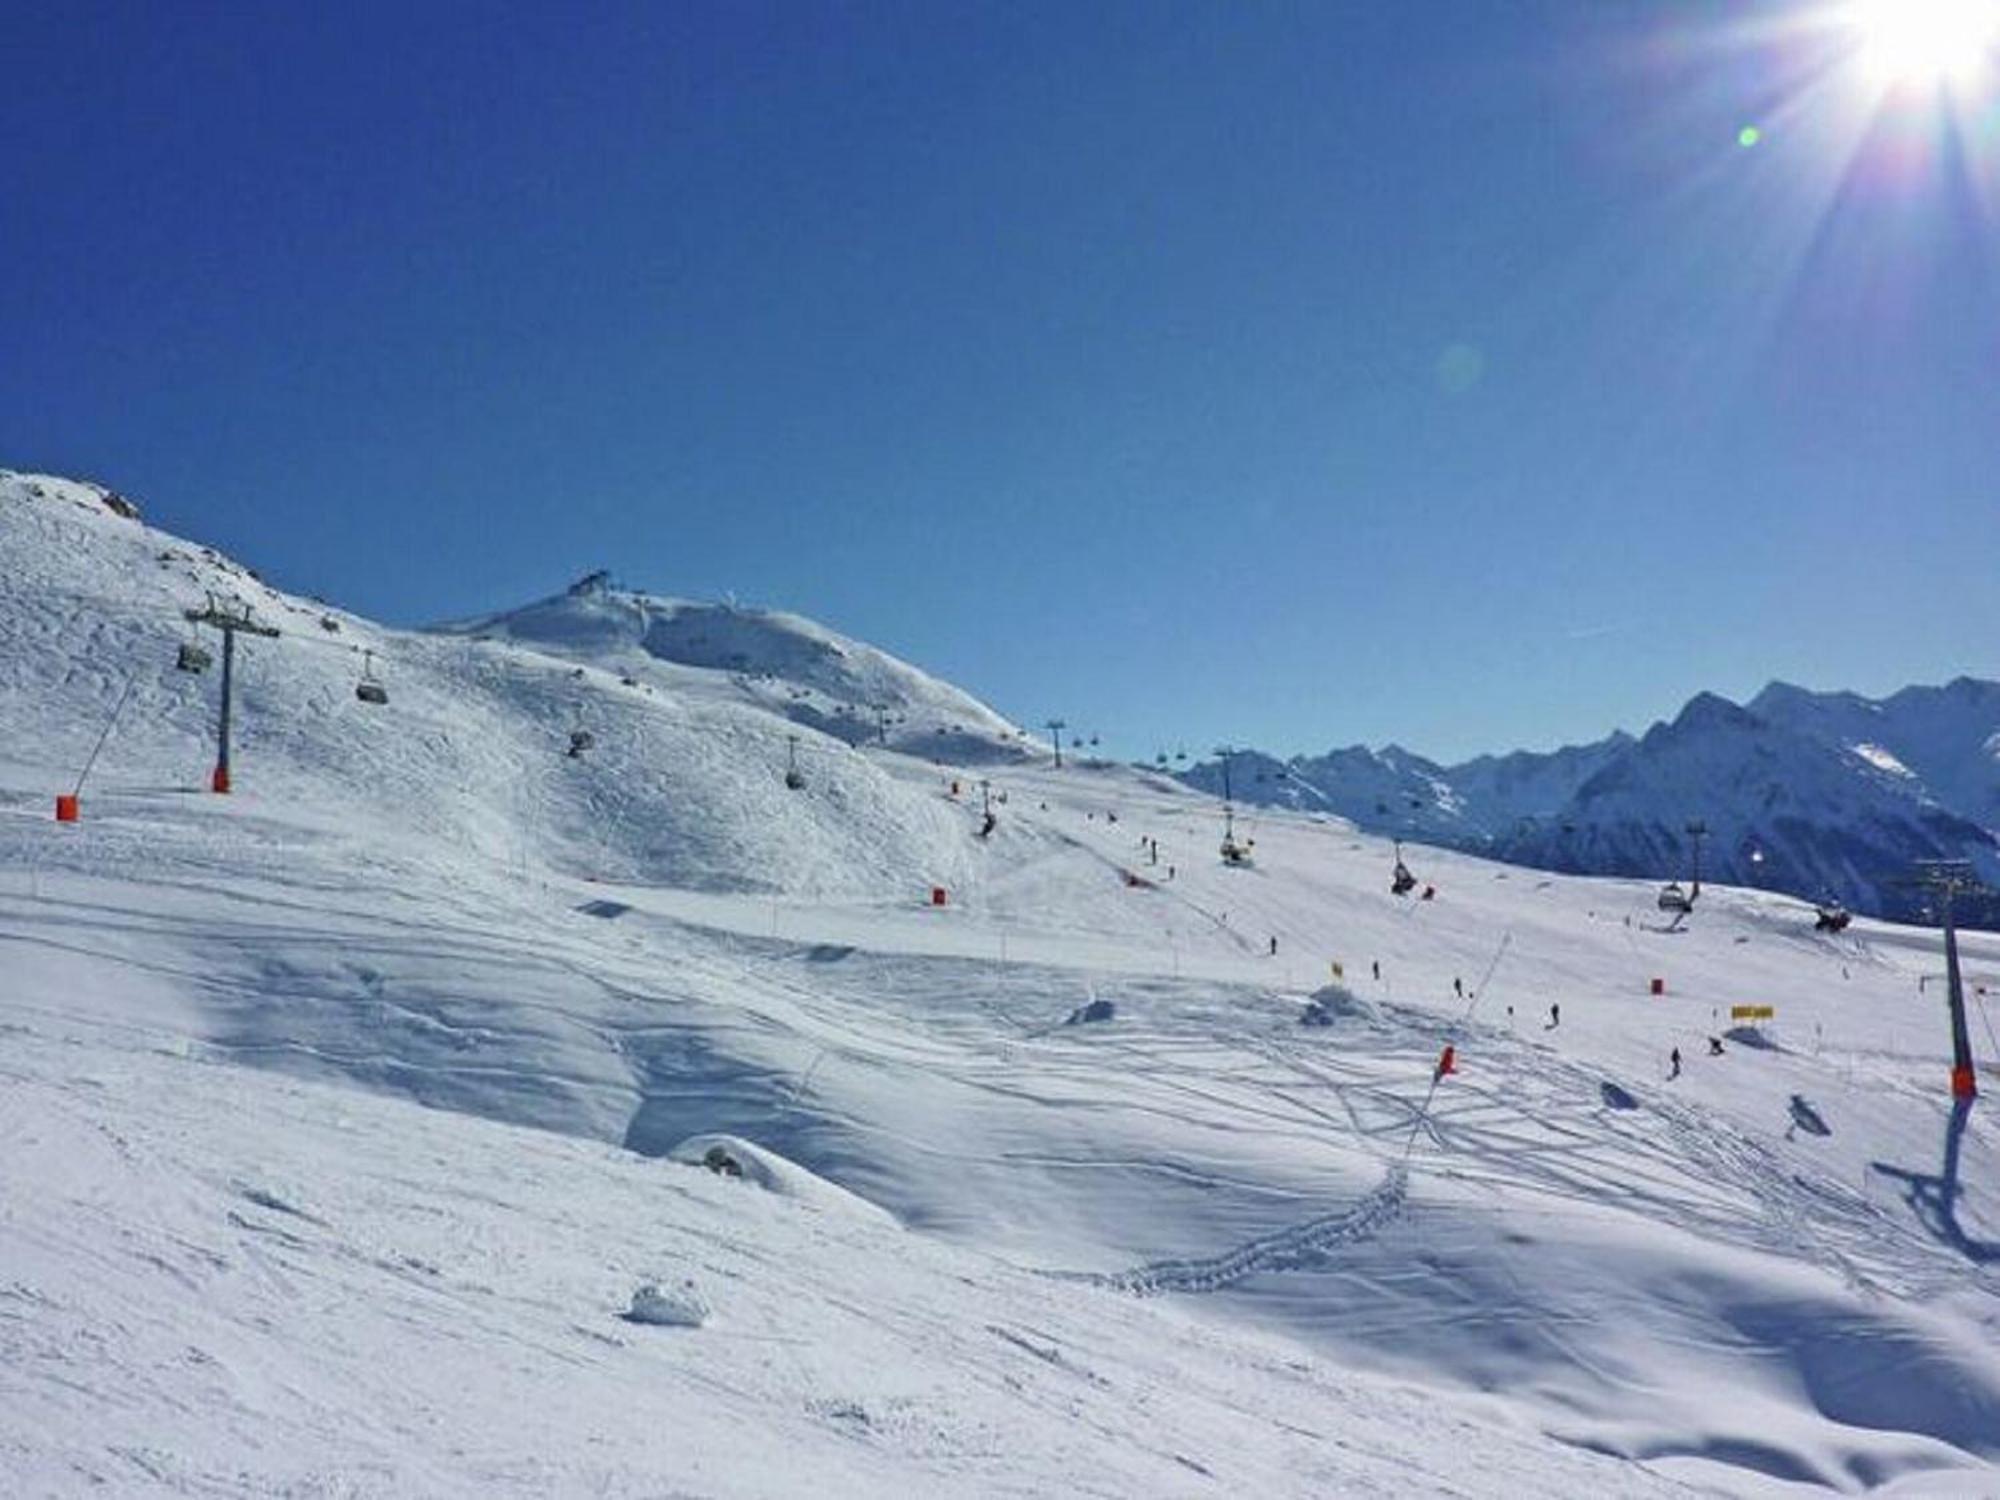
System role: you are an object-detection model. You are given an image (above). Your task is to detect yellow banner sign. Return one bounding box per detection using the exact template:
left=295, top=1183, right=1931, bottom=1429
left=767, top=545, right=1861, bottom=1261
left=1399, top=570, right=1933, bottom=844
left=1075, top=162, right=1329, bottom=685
left=1730, top=1004, right=1776, bottom=1021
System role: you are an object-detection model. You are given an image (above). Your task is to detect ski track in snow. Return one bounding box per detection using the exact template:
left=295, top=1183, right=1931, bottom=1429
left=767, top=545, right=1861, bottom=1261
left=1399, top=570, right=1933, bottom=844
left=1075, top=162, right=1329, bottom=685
left=1052, top=1164, right=1411, bottom=1296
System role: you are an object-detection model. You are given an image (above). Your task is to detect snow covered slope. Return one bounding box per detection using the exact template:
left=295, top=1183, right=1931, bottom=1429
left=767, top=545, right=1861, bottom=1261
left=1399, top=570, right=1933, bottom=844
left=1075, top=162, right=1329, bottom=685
left=439, top=571, right=1029, bottom=764
left=0, top=470, right=1015, bottom=905
left=5, top=467, right=2000, bottom=1496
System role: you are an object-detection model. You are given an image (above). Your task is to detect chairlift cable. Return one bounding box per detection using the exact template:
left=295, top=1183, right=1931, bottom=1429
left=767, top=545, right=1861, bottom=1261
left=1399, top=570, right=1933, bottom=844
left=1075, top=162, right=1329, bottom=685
left=1399, top=932, right=1513, bottom=1163
left=1975, top=984, right=2000, bottom=1070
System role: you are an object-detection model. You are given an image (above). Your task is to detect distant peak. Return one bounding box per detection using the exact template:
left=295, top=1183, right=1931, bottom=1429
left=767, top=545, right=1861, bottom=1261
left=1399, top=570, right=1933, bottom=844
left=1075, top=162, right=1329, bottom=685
left=1754, top=679, right=1808, bottom=702
left=1672, top=691, right=1756, bottom=731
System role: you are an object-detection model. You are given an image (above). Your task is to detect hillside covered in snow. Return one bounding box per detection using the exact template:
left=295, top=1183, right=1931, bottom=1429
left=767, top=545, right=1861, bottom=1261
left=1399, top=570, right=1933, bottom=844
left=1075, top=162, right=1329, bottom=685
left=4, top=467, right=2000, bottom=1497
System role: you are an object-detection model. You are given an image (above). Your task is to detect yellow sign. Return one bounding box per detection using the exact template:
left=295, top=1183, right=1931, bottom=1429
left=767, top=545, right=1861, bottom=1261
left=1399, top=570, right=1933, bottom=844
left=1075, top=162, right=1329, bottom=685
left=1330, top=961, right=1345, bottom=979
left=1730, top=1004, right=1775, bottom=1021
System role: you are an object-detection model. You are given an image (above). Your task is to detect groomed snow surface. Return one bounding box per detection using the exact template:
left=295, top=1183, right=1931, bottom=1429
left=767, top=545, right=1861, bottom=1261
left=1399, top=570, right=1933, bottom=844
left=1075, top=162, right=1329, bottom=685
left=3, top=469, right=1999, bottom=1496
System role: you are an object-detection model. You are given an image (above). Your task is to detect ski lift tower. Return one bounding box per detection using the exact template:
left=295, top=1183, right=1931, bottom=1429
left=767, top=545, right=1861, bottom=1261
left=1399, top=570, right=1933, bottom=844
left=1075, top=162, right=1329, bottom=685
left=1904, top=860, right=1988, bottom=1101
left=1685, top=820, right=1709, bottom=900
left=184, top=598, right=280, bottom=793
left=871, top=702, right=902, bottom=745
left=1045, top=718, right=1067, bottom=768
left=1215, top=745, right=1250, bottom=864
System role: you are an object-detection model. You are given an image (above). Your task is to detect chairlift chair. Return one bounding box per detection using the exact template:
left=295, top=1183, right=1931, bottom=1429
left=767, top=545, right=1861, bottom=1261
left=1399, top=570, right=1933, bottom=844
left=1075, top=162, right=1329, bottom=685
left=1219, top=802, right=1253, bottom=866
left=355, top=649, right=388, bottom=705
left=1814, top=901, right=1851, bottom=933
left=1657, top=881, right=1693, bottom=915
left=1390, top=839, right=1417, bottom=896
left=176, top=641, right=212, bottom=674
left=568, top=728, right=595, bottom=758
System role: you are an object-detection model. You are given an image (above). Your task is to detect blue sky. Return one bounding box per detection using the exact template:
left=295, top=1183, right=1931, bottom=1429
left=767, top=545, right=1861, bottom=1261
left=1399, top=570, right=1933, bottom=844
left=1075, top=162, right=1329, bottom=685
left=5, top=1, right=1996, bottom=763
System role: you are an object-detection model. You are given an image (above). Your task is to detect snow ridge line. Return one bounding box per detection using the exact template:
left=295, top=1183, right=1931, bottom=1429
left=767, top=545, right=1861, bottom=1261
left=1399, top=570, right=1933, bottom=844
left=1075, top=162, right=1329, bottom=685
left=1050, top=1163, right=1409, bottom=1297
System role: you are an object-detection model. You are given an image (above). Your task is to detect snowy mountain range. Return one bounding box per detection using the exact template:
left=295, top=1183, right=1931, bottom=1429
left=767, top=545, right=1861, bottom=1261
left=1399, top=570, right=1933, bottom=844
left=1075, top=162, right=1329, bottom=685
left=5, top=464, right=2000, bottom=1496
left=1184, top=682, right=2000, bottom=924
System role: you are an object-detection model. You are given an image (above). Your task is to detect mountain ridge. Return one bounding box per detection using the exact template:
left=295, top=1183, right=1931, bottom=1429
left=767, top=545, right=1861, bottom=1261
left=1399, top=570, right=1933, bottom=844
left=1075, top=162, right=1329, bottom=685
left=1185, top=678, right=2000, bottom=923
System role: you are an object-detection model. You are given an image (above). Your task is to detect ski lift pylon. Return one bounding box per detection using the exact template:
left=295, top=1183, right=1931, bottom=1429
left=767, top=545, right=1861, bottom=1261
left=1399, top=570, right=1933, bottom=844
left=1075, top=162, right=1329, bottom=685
left=784, top=734, right=806, bottom=790
left=1216, top=748, right=1253, bottom=865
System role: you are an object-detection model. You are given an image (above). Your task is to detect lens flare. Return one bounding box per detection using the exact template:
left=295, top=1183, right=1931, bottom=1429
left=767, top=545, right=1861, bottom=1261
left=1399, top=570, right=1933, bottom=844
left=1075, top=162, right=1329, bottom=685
left=1846, top=0, right=2000, bottom=88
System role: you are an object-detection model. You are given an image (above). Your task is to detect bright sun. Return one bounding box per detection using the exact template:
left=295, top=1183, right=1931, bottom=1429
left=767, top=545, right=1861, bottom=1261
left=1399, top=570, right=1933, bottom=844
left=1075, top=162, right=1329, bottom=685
left=1847, top=0, right=2000, bottom=87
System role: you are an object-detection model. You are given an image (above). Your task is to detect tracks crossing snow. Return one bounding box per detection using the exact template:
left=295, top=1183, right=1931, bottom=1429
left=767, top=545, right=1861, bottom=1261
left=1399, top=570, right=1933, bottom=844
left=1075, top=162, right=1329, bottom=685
left=1052, top=1164, right=1409, bottom=1296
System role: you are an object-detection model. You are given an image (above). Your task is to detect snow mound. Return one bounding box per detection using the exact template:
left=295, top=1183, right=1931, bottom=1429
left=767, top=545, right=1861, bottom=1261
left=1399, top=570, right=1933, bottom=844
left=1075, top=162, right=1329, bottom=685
left=624, top=1280, right=710, bottom=1328
left=669, top=1133, right=899, bottom=1229
left=1300, top=984, right=1377, bottom=1027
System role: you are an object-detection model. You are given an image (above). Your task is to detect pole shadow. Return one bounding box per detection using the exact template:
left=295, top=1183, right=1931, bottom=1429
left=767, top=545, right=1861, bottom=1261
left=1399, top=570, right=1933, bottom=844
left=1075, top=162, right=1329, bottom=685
left=1872, top=1098, right=2000, bottom=1265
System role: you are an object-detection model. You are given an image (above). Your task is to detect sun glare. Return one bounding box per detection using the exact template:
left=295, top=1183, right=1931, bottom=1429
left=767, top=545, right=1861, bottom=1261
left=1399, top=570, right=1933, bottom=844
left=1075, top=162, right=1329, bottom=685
left=1847, top=0, right=2000, bottom=87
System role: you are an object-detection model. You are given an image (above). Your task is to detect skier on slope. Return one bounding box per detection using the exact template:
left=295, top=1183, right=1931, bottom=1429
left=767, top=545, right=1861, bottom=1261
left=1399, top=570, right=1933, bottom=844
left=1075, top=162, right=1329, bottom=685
left=1669, top=1047, right=1682, bottom=1080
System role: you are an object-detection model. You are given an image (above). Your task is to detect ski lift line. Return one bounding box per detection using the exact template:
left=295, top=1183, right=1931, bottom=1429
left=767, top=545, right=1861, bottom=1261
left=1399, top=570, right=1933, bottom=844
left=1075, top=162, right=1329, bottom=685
left=35, top=585, right=321, bottom=666
left=1976, top=990, right=2000, bottom=1074
left=35, top=583, right=405, bottom=663
left=40, top=580, right=298, bottom=633
left=1398, top=931, right=1512, bottom=1163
